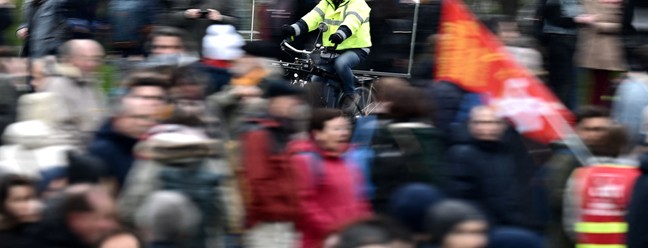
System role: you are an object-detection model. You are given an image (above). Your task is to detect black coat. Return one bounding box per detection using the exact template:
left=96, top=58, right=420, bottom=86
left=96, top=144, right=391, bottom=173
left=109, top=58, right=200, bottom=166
left=444, top=125, right=539, bottom=230
left=0, top=224, right=39, bottom=248
left=626, top=153, right=648, bottom=248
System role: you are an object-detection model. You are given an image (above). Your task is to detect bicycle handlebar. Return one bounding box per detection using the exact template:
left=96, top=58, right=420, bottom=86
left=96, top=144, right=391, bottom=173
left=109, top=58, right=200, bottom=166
left=281, top=40, right=313, bottom=55
left=281, top=40, right=338, bottom=56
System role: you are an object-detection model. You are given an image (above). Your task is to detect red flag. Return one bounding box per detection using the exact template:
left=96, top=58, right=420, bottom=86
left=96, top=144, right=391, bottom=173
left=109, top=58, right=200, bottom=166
left=435, top=0, right=574, bottom=143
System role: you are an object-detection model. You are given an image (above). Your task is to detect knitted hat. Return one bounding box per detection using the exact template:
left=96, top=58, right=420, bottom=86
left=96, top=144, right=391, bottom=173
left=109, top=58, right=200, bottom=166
left=426, top=200, right=487, bottom=245
left=202, top=25, right=245, bottom=61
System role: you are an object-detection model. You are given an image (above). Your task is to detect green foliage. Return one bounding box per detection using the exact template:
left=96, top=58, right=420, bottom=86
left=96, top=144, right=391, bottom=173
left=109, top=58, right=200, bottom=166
left=3, top=0, right=23, bottom=48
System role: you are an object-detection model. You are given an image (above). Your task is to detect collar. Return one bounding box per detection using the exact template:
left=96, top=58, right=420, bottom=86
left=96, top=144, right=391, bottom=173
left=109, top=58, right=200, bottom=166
left=202, top=58, right=232, bottom=68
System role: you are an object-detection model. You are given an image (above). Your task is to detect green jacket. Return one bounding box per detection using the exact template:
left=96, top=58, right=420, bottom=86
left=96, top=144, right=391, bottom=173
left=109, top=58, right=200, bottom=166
left=300, top=0, right=372, bottom=50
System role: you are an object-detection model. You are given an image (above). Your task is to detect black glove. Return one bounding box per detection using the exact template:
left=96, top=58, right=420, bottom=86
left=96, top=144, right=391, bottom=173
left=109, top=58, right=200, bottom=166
left=329, top=33, right=344, bottom=44
left=282, top=24, right=296, bottom=38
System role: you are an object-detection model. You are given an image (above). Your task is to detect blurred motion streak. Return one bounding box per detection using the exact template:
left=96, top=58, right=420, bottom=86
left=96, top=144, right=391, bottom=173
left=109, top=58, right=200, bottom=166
left=435, top=0, right=574, bottom=144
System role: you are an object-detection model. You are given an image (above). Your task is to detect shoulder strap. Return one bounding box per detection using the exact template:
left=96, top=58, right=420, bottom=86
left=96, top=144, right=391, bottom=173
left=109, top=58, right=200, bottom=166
left=297, top=151, right=325, bottom=187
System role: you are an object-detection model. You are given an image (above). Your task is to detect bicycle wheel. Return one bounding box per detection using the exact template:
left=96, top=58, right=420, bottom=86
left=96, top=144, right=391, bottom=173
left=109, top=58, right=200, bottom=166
left=304, top=81, right=327, bottom=108
left=355, top=86, right=377, bottom=116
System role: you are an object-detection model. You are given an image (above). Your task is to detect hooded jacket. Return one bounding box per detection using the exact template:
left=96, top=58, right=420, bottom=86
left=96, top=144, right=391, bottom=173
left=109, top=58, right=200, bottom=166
left=288, top=139, right=371, bottom=248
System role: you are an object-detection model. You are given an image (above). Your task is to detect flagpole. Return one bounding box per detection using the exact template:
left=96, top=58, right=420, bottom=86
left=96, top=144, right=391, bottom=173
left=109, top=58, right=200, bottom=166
left=544, top=112, right=596, bottom=166
left=250, top=0, right=256, bottom=40
left=407, top=0, right=420, bottom=78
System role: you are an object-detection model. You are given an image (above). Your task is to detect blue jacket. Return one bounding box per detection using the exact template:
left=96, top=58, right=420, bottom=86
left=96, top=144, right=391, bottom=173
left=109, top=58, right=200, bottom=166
left=612, top=73, right=648, bottom=146
left=88, top=119, right=138, bottom=188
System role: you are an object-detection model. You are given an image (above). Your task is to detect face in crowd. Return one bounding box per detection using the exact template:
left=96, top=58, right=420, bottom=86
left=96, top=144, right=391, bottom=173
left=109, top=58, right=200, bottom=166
left=151, top=35, right=185, bottom=56
left=442, top=220, right=488, bottom=248
left=314, top=116, right=352, bottom=154
left=468, top=107, right=507, bottom=141
left=1, top=178, right=41, bottom=225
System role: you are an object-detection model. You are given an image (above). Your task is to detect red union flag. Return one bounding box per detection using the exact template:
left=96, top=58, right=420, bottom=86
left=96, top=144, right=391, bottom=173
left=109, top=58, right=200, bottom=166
left=435, top=0, right=574, bottom=143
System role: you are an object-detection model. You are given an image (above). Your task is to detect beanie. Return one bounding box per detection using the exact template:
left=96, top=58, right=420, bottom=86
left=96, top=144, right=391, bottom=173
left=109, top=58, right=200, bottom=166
left=426, top=200, right=487, bottom=245
left=202, top=25, right=245, bottom=61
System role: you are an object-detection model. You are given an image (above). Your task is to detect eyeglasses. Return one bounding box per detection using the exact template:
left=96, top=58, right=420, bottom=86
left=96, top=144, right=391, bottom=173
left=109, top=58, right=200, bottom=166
left=151, top=45, right=184, bottom=50
left=129, top=94, right=167, bottom=101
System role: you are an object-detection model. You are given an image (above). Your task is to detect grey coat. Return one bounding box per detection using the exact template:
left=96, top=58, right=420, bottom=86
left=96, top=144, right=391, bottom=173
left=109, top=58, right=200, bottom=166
left=19, top=0, right=67, bottom=57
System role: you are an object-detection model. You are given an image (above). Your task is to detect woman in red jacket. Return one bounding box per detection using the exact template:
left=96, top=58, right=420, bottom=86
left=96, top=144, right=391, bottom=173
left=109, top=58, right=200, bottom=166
left=288, top=108, right=372, bottom=248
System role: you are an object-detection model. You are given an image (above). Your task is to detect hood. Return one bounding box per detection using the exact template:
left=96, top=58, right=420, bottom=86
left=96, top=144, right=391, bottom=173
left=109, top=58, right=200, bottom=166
left=203, top=25, right=245, bottom=61
left=388, top=184, right=444, bottom=234
left=2, top=120, right=75, bottom=149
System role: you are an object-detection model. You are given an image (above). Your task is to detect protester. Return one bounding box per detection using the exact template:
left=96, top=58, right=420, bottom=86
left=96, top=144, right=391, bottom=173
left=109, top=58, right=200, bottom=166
left=17, top=0, right=99, bottom=57
left=368, top=78, right=443, bottom=212
left=147, top=26, right=195, bottom=57
left=612, top=45, right=648, bottom=146
left=542, top=0, right=596, bottom=108
left=0, top=174, right=41, bottom=248
left=40, top=39, right=108, bottom=146
left=564, top=123, right=637, bottom=248
left=288, top=108, right=372, bottom=248
left=34, top=185, right=119, bottom=248
left=118, top=124, right=229, bottom=248
left=194, top=24, right=244, bottom=95
left=88, top=97, right=160, bottom=190
left=424, top=200, right=488, bottom=248
left=575, top=0, right=627, bottom=107
left=156, top=0, right=236, bottom=52
left=240, top=81, right=307, bottom=248
left=445, top=106, right=536, bottom=230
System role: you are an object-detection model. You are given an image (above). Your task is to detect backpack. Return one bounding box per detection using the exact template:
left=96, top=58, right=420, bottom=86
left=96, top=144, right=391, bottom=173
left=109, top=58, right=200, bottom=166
left=159, top=161, right=224, bottom=248
left=369, top=121, right=446, bottom=213
left=107, top=0, right=157, bottom=45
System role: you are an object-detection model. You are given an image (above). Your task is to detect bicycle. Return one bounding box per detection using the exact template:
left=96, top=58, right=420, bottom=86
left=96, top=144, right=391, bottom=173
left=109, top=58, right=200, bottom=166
left=273, top=38, right=379, bottom=117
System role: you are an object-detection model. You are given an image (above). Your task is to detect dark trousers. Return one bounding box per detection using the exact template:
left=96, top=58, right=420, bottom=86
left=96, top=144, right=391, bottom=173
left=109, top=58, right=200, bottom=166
left=546, top=34, right=577, bottom=109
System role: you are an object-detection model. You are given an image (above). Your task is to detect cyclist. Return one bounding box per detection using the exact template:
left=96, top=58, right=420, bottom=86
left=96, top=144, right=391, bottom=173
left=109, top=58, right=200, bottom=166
left=282, top=0, right=371, bottom=114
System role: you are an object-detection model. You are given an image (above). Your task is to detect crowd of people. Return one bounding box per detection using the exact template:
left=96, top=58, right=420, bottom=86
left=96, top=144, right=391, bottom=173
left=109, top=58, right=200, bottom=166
left=0, top=0, right=647, bottom=248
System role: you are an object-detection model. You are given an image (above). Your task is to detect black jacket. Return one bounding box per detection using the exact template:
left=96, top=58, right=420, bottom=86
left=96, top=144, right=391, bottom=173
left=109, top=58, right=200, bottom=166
left=626, top=153, right=648, bottom=248
left=444, top=125, right=539, bottom=230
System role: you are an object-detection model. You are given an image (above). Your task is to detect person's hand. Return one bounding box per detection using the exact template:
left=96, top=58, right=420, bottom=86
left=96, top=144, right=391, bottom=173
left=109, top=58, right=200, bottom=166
left=329, top=33, right=344, bottom=44
left=282, top=24, right=296, bottom=39
left=16, top=28, right=28, bottom=40
left=207, top=9, right=222, bottom=21
left=575, top=14, right=597, bottom=24
left=185, top=9, right=201, bottom=19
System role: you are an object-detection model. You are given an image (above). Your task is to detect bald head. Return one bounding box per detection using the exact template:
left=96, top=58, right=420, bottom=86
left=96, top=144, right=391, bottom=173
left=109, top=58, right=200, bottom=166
left=59, top=39, right=105, bottom=75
